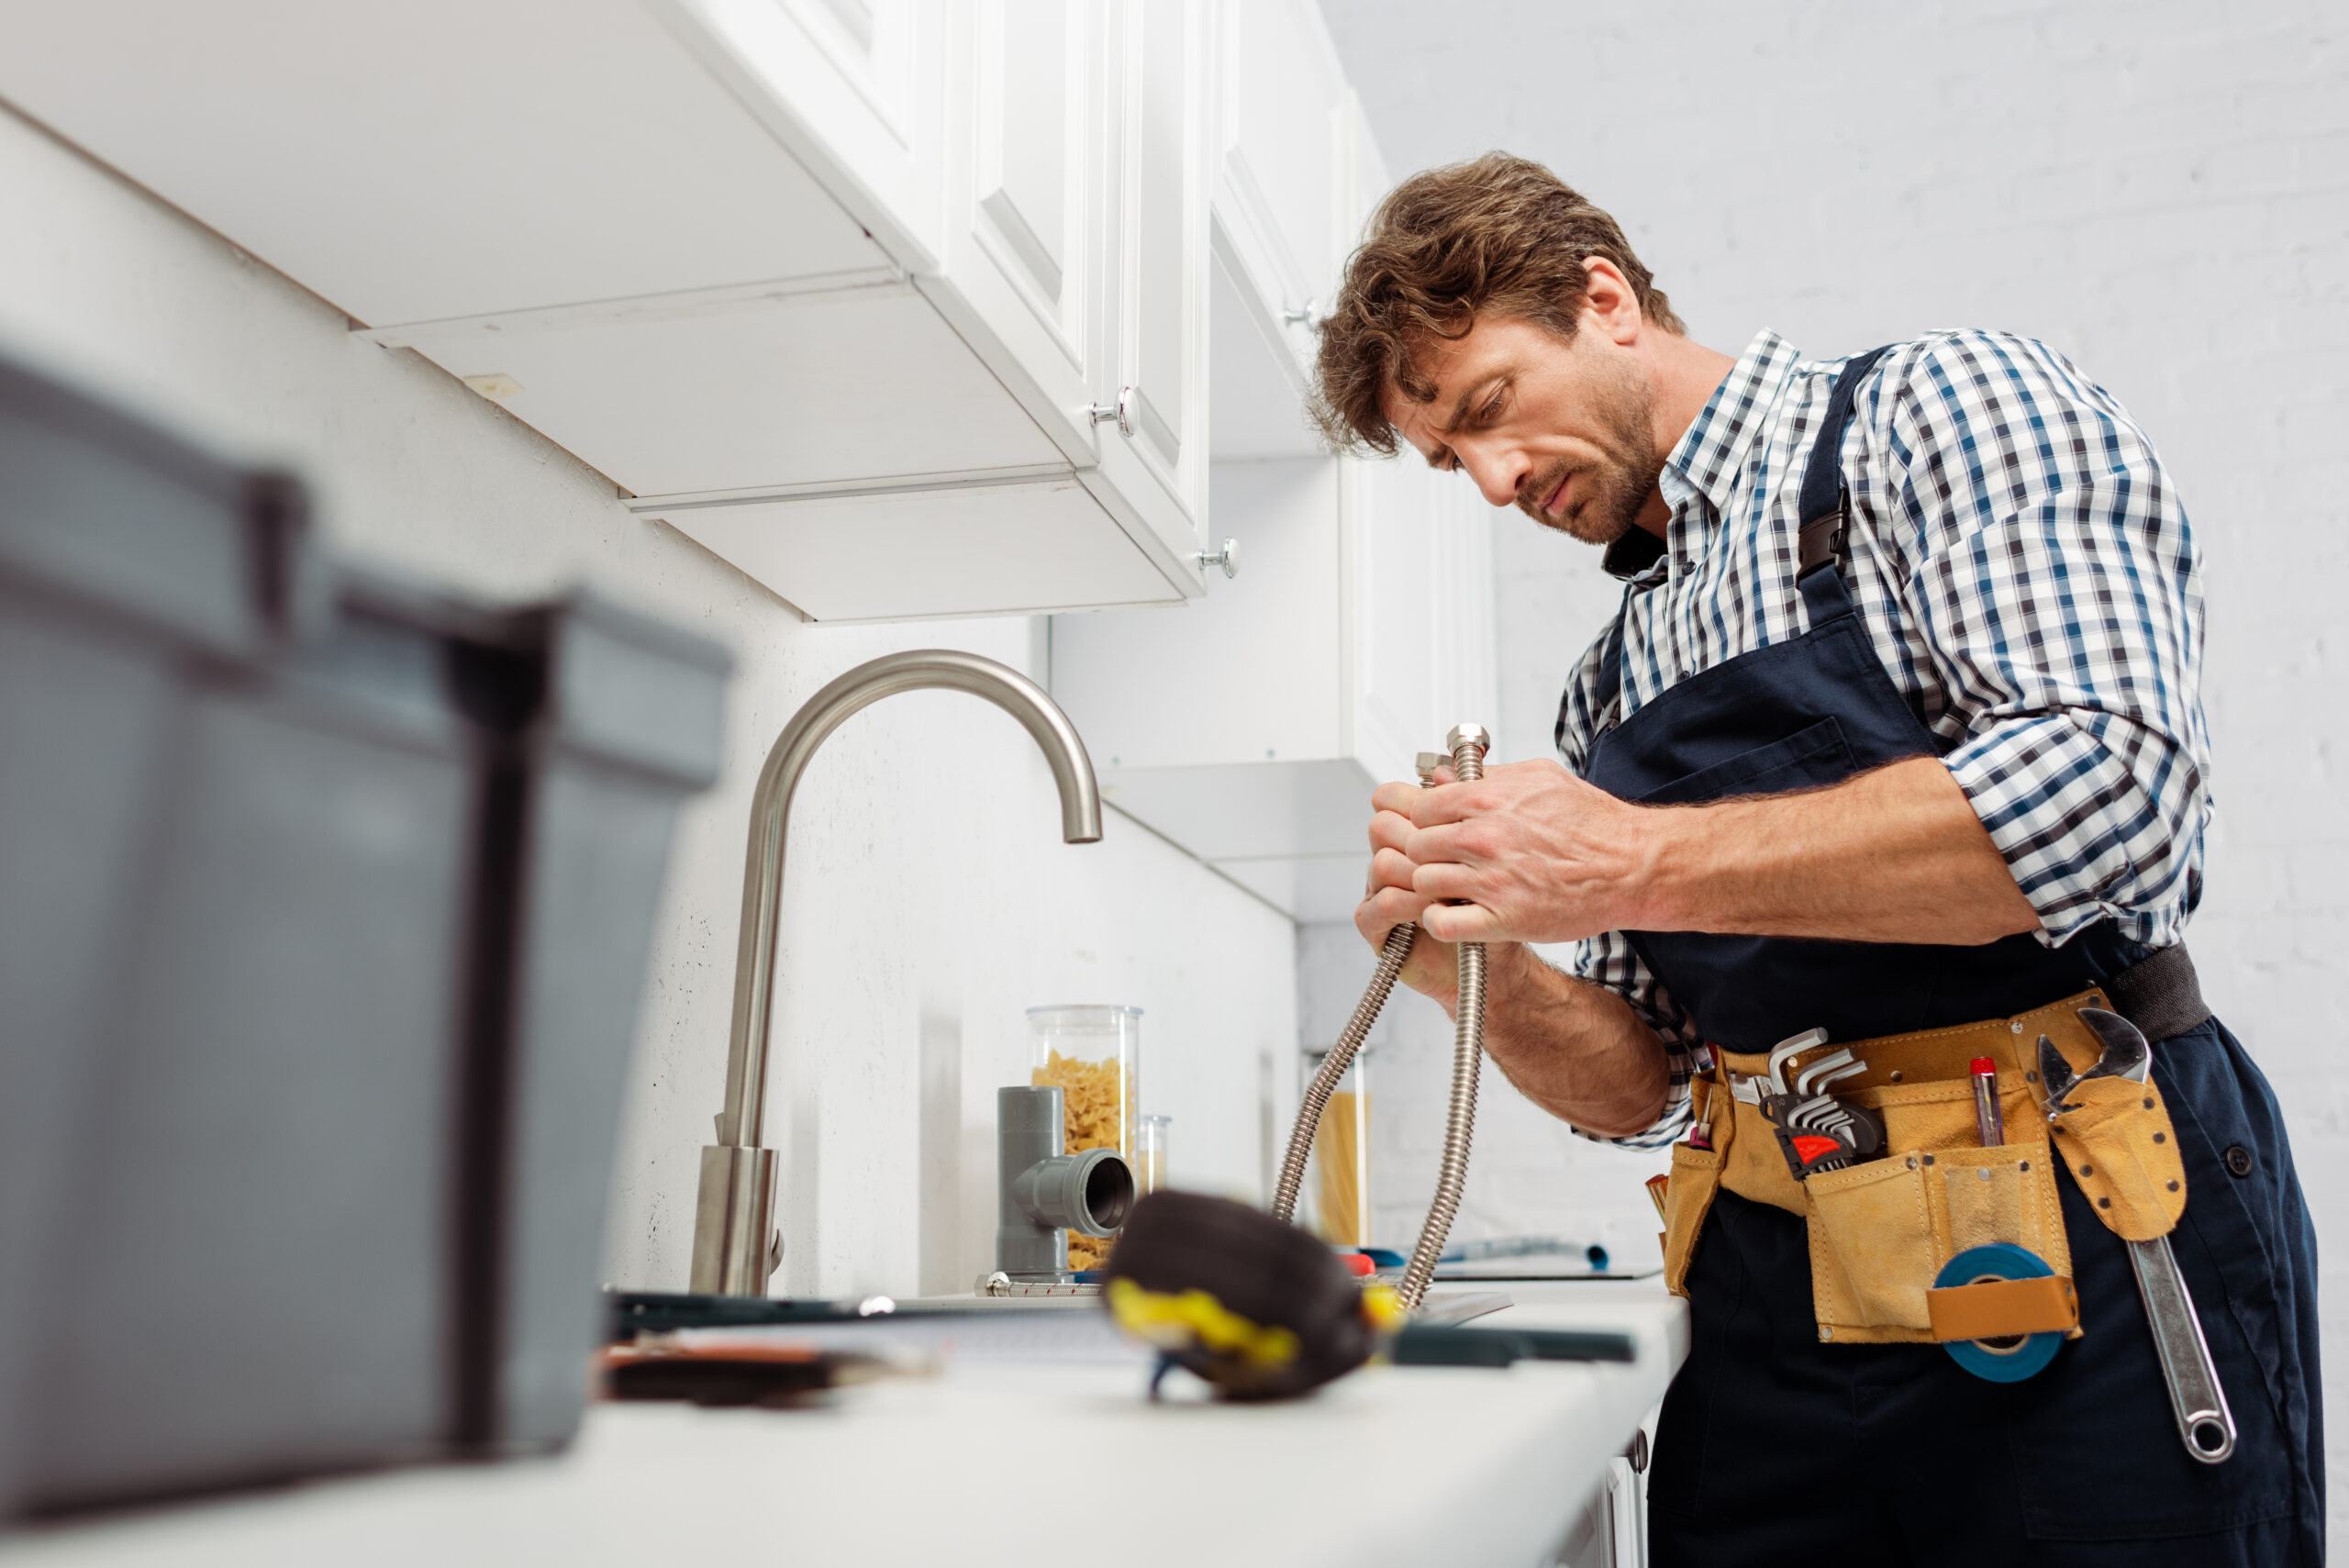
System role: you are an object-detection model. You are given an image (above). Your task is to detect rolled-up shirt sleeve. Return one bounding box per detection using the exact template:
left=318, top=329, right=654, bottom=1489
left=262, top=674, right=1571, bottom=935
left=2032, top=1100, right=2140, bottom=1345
left=1885, top=334, right=2210, bottom=948
left=1564, top=929, right=1705, bottom=1148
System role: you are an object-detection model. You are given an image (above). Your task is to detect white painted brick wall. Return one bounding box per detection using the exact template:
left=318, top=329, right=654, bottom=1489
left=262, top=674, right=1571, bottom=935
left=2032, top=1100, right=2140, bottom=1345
left=1318, top=0, right=2347, bottom=1526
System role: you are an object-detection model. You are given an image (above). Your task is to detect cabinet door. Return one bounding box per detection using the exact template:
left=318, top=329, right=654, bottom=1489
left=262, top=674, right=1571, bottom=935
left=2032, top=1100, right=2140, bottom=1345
left=949, top=0, right=1109, bottom=450
left=662, top=0, right=949, bottom=271
left=1090, top=0, right=1209, bottom=546
left=1212, top=0, right=1347, bottom=373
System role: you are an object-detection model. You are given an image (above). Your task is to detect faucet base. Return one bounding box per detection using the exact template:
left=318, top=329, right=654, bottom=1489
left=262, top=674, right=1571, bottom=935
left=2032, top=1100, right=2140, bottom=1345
left=690, top=1145, right=779, bottom=1296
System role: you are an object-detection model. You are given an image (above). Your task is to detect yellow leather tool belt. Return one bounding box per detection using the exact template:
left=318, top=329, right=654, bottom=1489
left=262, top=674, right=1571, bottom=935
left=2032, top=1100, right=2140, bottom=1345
left=1656, top=986, right=2189, bottom=1346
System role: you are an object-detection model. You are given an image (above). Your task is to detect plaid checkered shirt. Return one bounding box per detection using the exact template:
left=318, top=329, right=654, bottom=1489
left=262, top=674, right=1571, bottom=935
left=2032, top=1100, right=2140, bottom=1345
left=1551, top=329, right=2210, bottom=1150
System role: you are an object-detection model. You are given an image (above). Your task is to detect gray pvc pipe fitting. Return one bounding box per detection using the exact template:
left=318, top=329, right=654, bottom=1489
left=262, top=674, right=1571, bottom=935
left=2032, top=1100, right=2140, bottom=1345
left=996, top=1085, right=1136, bottom=1278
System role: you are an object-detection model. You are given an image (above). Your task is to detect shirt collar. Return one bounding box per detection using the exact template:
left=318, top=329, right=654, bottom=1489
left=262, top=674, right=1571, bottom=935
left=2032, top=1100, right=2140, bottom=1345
left=1600, top=525, right=1664, bottom=581
left=1604, top=329, right=1802, bottom=584
left=1669, top=328, right=1802, bottom=517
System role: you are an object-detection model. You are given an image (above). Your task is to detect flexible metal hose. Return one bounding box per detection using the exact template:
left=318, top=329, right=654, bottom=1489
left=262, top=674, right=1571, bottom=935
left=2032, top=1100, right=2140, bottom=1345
left=1271, top=921, right=1415, bottom=1223
left=1397, top=725, right=1487, bottom=1309
left=1268, top=729, right=1489, bottom=1314
left=1272, top=751, right=1443, bottom=1222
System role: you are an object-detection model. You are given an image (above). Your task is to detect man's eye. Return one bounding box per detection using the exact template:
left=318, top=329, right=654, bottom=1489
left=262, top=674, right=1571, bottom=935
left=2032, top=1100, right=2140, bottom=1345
left=1477, top=392, right=1506, bottom=424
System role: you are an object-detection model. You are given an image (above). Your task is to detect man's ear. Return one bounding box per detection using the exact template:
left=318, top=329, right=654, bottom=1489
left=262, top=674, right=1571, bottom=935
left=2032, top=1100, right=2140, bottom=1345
left=1581, top=258, right=1644, bottom=346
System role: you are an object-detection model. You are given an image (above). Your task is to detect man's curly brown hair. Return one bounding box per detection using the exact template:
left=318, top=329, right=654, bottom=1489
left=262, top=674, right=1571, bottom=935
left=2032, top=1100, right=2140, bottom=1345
left=1311, top=153, right=1684, bottom=456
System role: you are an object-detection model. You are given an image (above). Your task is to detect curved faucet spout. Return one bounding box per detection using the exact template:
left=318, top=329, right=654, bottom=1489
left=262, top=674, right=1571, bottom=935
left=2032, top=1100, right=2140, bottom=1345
left=690, top=650, right=1101, bottom=1295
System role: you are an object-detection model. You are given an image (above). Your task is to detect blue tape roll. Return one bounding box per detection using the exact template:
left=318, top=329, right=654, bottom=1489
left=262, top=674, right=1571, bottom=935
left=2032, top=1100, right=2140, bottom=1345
left=1936, top=1242, right=2065, bottom=1383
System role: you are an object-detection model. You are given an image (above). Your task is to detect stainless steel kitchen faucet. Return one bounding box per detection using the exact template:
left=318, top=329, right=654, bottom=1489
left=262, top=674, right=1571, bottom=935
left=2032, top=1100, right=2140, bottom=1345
left=689, top=650, right=1103, bottom=1296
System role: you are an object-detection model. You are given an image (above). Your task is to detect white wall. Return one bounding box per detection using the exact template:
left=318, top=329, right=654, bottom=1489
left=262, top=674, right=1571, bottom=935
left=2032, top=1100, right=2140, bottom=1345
left=0, top=102, right=1297, bottom=1302
left=1323, top=0, right=2346, bottom=1523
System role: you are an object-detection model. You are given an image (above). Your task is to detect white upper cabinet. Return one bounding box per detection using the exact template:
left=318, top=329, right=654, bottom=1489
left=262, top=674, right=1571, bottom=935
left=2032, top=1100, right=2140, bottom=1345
left=920, top=0, right=1210, bottom=575
left=0, top=0, right=1210, bottom=622
left=1209, top=0, right=1350, bottom=384
left=956, top=0, right=1108, bottom=450
left=1101, top=0, right=1211, bottom=540
left=1049, top=72, right=1500, bottom=920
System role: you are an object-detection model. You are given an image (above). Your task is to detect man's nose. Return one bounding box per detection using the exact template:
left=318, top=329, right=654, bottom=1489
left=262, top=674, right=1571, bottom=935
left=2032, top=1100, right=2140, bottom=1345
left=1456, top=441, right=1527, bottom=509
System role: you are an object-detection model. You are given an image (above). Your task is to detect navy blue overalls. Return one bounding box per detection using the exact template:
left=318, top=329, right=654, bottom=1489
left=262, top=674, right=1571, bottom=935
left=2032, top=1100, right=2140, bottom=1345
left=1573, top=350, right=2323, bottom=1565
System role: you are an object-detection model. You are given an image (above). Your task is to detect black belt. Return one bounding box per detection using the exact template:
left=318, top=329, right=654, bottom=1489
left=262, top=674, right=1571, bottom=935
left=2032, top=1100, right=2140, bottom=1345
left=2109, top=943, right=2210, bottom=1042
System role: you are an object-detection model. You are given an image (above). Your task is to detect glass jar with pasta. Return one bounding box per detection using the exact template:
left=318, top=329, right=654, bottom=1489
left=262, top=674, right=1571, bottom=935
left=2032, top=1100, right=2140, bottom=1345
left=1025, top=1005, right=1141, bottom=1272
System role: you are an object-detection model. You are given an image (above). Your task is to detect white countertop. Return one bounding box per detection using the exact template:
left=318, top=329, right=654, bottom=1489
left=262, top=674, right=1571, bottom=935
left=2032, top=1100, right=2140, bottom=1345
left=4, top=1282, right=1685, bottom=1568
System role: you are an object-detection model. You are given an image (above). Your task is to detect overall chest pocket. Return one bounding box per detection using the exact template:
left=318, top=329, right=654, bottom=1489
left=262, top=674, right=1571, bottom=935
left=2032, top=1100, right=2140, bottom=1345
left=1635, top=716, right=1854, bottom=806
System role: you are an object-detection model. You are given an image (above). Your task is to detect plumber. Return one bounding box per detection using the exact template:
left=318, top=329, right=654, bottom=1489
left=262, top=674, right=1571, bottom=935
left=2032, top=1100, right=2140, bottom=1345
left=1315, top=153, right=2321, bottom=1566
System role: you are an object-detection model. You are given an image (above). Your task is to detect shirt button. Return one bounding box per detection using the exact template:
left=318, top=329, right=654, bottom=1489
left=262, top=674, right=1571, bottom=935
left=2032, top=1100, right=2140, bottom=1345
left=2223, top=1145, right=2255, bottom=1179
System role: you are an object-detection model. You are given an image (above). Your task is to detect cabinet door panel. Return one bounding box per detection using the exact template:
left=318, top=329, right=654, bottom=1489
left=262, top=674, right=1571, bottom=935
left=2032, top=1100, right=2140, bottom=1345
left=1126, top=0, right=1190, bottom=467
left=1214, top=0, right=1346, bottom=345
left=1093, top=0, right=1208, bottom=542
left=973, top=0, right=1094, bottom=365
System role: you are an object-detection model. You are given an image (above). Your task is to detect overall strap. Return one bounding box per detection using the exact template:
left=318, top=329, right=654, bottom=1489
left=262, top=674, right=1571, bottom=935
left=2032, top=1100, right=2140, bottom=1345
left=1795, top=345, right=1894, bottom=627
left=1566, top=586, right=1635, bottom=753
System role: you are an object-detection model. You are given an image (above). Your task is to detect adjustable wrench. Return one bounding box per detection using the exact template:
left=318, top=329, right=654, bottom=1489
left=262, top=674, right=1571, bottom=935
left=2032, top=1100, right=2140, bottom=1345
left=2043, top=1009, right=2237, bottom=1464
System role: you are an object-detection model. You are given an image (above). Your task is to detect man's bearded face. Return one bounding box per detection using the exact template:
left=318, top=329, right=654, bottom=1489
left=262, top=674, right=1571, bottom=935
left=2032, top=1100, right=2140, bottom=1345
left=1510, top=345, right=1655, bottom=545
left=1384, top=314, right=1664, bottom=548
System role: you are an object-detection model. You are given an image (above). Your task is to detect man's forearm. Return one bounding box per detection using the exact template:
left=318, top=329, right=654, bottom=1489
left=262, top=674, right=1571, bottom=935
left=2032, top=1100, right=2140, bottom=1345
left=1402, top=753, right=2043, bottom=948
left=1636, top=755, right=2040, bottom=944
left=1470, top=942, right=1669, bottom=1137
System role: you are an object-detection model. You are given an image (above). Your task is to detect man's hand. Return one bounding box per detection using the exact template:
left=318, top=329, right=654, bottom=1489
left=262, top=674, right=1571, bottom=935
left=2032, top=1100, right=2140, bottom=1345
left=1387, top=759, right=1652, bottom=945
left=1354, top=773, right=1672, bottom=1136
left=1356, top=789, right=1466, bottom=1008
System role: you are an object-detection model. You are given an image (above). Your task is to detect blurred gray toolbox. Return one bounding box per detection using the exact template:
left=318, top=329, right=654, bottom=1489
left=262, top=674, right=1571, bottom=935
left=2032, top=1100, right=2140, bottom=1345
left=0, top=354, right=312, bottom=1519
left=0, top=355, right=729, bottom=1518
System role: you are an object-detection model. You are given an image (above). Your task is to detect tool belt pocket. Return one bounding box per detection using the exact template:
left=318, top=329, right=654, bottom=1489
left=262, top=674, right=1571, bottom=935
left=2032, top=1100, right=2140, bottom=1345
left=1801, top=1082, right=2073, bottom=1342
left=1661, top=1076, right=1725, bottom=1298
left=1662, top=1142, right=1722, bottom=1298
left=2047, top=1073, right=2188, bottom=1241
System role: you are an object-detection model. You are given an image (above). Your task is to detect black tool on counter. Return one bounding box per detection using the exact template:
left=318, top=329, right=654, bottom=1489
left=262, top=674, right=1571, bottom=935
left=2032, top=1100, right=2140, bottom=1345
left=607, top=1290, right=927, bottom=1340
left=600, top=1341, right=898, bottom=1407
left=1391, top=1326, right=1635, bottom=1367
left=1101, top=1191, right=1386, bottom=1401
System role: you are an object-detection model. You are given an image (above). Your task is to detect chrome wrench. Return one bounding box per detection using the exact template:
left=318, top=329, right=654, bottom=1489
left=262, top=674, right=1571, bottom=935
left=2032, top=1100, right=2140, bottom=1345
left=2054, top=1009, right=2237, bottom=1463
